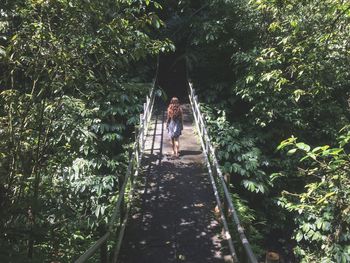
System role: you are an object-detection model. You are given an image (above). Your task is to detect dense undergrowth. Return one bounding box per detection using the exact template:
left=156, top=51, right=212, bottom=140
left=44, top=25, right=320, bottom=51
left=0, top=0, right=172, bottom=261
left=171, top=0, right=349, bottom=261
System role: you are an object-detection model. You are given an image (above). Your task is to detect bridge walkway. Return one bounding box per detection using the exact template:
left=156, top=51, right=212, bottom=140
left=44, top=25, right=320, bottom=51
left=118, top=104, right=231, bottom=263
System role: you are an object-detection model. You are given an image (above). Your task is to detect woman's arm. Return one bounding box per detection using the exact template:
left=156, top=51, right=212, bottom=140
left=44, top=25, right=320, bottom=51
left=180, top=107, right=184, bottom=128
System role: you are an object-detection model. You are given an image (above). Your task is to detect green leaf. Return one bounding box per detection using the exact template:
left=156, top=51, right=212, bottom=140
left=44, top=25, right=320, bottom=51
left=293, top=89, right=305, bottom=102
left=95, top=205, right=101, bottom=218
left=0, top=45, right=6, bottom=57
left=287, top=148, right=297, bottom=155
left=295, top=232, right=303, bottom=242
left=296, top=142, right=310, bottom=152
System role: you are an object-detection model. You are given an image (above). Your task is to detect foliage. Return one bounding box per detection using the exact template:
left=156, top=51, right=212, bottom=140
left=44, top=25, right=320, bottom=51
left=201, top=104, right=268, bottom=194
left=230, top=192, right=266, bottom=257
left=177, top=0, right=350, bottom=260
left=1, top=0, right=349, bottom=261
left=237, top=0, right=350, bottom=140
left=0, top=0, right=171, bottom=261
left=278, top=127, right=350, bottom=262
left=198, top=103, right=268, bottom=257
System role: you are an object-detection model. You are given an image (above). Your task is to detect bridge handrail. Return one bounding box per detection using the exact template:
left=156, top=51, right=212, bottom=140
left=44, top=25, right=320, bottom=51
left=188, top=82, right=258, bottom=263
left=75, top=60, right=158, bottom=263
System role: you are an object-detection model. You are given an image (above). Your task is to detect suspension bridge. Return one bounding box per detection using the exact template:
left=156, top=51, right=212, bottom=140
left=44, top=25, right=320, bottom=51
left=74, top=81, right=258, bottom=263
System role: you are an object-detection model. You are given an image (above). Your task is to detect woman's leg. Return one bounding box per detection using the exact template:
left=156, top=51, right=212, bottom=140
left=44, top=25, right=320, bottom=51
left=171, top=138, right=175, bottom=155
left=174, top=137, right=179, bottom=156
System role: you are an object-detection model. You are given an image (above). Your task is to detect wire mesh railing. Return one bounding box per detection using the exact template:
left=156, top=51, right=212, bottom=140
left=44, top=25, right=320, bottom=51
left=188, top=82, right=258, bottom=263
left=75, top=75, right=157, bottom=263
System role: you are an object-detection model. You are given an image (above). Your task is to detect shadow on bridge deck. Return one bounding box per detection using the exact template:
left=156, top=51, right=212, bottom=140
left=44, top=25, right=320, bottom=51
left=118, top=104, right=230, bottom=263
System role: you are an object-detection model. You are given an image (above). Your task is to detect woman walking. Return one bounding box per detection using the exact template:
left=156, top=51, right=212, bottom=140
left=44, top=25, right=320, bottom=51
left=166, top=97, right=183, bottom=157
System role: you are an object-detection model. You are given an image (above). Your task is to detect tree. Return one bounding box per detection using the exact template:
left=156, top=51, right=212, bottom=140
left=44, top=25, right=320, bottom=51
left=0, top=0, right=172, bottom=260
left=178, top=0, right=350, bottom=260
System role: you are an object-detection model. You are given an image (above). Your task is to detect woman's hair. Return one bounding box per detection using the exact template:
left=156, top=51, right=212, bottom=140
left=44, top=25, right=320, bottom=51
left=167, top=97, right=182, bottom=119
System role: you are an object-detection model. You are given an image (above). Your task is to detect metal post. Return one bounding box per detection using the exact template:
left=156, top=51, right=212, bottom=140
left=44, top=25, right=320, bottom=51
left=143, top=102, right=147, bottom=126
left=135, top=142, right=139, bottom=167
left=139, top=114, right=143, bottom=150
left=146, top=96, right=150, bottom=111
left=200, top=122, right=204, bottom=138
left=99, top=226, right=108, bottom=263
left=224, top=173, right=230, bottom=220
left=205, top=139, right=209, bottom=156
left=130, top=155, right=135, bottom=184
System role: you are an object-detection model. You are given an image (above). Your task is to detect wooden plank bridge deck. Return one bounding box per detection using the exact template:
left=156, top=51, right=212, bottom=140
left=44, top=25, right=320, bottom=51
left=118, top=104, right=230, bottom=263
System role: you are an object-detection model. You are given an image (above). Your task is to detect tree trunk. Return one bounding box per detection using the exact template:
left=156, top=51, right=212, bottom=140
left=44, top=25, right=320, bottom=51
left=28, top=99, right=46, bottom=258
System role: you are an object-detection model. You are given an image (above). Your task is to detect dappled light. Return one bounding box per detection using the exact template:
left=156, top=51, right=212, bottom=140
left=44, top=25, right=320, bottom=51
left=119, top=103, right=230, bottom=262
